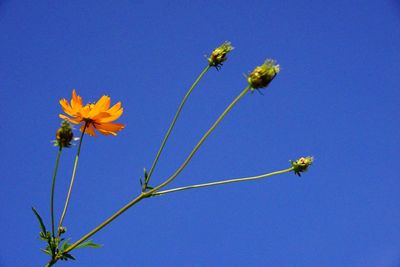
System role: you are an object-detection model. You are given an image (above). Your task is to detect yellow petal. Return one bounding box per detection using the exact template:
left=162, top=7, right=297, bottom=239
left=88, top=95, right=110, bottom=117
left=59, top=99, right=75, bottom=116
left=82, top=123, right=96, bottom=136
left=107, top=102, right=121, bottom=113
left=94, top=122, right=125, bottom=136
left=78, top=104, right=91, bottom=118
left=71, top=89, right=83, bottom=111
left=98, top=108, right=123, bottom=123
left=99, top=102, right=123, bottom=123
left=59, top=114, right=82, bottom=124
left=91, top=111, right=112, bottom=122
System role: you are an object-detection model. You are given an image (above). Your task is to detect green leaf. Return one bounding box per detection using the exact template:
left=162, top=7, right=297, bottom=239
left=41, top=248, right=51, bottom=255
left=75, top=240, right=102, bottom=249
left=40, top=231, right=51, bottom=240
left=59, top=239, right=71, bottom=253
left=32, top=207, right=47, bottom=234
left=143, top=167, right=149, bottom=182
left=65, top=253, right=76, bottom=260
left=60, top=253, right=76, bottom=261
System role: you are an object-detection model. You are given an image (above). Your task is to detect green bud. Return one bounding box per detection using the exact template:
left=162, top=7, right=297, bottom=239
left=50, top=236, right=61, bottom=249
left=58, top=226, right=67, bottom=235
left=40, top=231, right=51, bottom=240
left=56, top=121, right=73, bottom=148
left=207, top=41, right=234, bottom=69
left=290, top=156, right=313, bottom=176
left=247, top=59, right=280, bottom=90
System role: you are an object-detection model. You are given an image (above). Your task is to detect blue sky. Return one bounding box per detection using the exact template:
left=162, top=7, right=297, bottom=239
left=1, top=0, right=400, bottom=266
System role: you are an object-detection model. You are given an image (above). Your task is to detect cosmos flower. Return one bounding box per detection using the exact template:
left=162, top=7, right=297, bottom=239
left=59, top=89, right=125, bottom=136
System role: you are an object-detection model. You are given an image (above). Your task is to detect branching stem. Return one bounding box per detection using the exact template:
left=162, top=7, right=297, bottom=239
left=145, top=65, right=210, bottom=188
left=62, top=85, right=251, bottom=255
left=148, top=85, right=251, bottom=193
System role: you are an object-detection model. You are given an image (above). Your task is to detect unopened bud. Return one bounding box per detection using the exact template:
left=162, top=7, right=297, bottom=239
left=39, top=231, right=51, bottom=240
left=247, top=59, right=280, bottom=90
left=290, top=156, right=313, bottom=176
left=58, top=226, right=67, bottom=235
left=56, top=121, right=73, bottom=148
left=207, top=41, right=234, bottom=69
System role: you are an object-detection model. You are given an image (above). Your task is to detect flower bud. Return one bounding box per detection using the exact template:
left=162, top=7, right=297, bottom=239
left=40, top=231, right=51, bottom=240
left=207, top=41, right=234, bottom=69
left=290, top=156, right=313, bottom=176
left=58, top=226, right=67, bottom=235
left=247, top=59, right=280, bottom=90
left=56, top=121, right=73, bottom=148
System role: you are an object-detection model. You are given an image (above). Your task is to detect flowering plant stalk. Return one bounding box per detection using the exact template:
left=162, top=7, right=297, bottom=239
left=32, top=42, right=313, bottom=266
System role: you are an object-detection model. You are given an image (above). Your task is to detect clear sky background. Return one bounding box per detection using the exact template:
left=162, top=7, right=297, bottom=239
left=1, top=0, right=400, bottom=266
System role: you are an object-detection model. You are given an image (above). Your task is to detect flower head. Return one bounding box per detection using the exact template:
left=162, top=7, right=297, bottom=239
left=207, top=41, right=234, bottom=69
left=55, top=121, right=74, bottom=148
left=247, top=59, right=280, bottom=90
left=59, top=89, right=125, bottom=136
left=290, top=156, right=314, bottom=176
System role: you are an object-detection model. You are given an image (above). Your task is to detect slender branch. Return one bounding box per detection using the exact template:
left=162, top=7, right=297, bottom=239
left=50, top=147, right=62, bottom=237
left=58, top=122, right=88, bottom=233
left=46, top=258, right=57, bottom=267
left=145, top=65, right=210, bottom=188
left=152, top=167, right=294, bottom=196
left=61, top=85, right=251, bottom=255
left=147, top=85, right=252, bottom=194
left=63, top=167, right=293, bottom=255
left=61, top=193, right=146, bottom=255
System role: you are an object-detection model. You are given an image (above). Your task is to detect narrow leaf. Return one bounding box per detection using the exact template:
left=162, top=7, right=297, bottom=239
left=32, top=207, right=47, bottom=233
left=63, top=253, right=76, bottom=261
left=144, top=167, right=149, bottom=182
left=75, top=240, right=102, bottom=249
left=59, top=239, right=71, bottom=252
left=41, top=248, right=51, bottom=255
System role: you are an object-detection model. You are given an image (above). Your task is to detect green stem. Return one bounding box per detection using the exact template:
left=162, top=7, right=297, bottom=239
left=148, top=85, right=252, bottom=193
left=145, top=65, right=210, bottom=188
left=46, top=258, right=57, bottom=267
left=62, top=85, right=251, bottom=255
left=61, top=193, right=146, bottom=255
left=50, top=147, right=62, bottom=238
left=58, top=122, right=88, bottom=233
left=152, top=167, right=294, bottom=196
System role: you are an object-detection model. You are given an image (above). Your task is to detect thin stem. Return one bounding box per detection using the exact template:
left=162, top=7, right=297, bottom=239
left=61, top=85, right=251, bottom=255
left=62, top=193, right=146, bottom=255
left=63, top=168, right=293, bottom=255
left=46, top=258, right=57, bottom=267
left=152, top=167, right=294, bottom=196
left=50, top=147, right=62, bottom=238
left=145, top=65, right=211, bottom=188
left=58, top=122, right=88, bottom=233
left=148, top=85, right=251, bottom=194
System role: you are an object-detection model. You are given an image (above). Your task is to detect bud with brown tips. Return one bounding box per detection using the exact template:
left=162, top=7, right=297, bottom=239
left=290, top=156, right=313, bottom=176
left=207, top=41, right=234, bottom=69
left=55, top=121, right=73, bottom=148
left=247, top=59, right=280, bottom=90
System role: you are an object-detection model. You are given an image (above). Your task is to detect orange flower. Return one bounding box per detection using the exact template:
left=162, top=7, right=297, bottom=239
left=59, top=89, right=125, bottom=136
